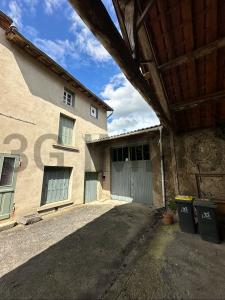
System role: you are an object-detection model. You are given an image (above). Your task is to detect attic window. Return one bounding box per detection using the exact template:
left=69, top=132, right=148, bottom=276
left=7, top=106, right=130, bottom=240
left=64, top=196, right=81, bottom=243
left=63, top=89, right=74, bottom=107
left=90, top=105, right=98, bottom=119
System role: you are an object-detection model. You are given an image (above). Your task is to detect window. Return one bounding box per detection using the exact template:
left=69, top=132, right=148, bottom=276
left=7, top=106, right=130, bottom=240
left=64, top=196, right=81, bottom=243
left=90, top=105, right=98, bottom=119
left=112, top=145, right=150, bottom=162
left=112, top=147, right=129, bottom=162
left=143, top=144, right=150, bottom=160
left=58, top=114, right=75, bottom=146
left=63, top=89, right=74, bottom=107
left=0, top=157, right=15, bottom=187
left=130, top=146, right=136, bottom=161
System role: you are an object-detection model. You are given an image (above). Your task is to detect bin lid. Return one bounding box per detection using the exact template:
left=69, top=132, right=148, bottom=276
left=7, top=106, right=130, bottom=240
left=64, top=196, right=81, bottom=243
left=175, top=195, right=193, bottom=202
left=194, top=199, right=217, bottom=208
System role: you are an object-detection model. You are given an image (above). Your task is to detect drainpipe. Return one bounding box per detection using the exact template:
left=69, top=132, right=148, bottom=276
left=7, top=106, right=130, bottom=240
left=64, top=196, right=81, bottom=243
left=159, top=125, right=166, bottom=208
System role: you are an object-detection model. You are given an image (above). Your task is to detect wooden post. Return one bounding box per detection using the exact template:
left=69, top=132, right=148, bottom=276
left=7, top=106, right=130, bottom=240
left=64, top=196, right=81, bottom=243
left=169, top=132, right=179, bottom=195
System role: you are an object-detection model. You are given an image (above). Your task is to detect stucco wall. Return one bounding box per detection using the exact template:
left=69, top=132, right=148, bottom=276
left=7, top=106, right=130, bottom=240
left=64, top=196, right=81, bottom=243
left=0, top=27, right=108, bottom=218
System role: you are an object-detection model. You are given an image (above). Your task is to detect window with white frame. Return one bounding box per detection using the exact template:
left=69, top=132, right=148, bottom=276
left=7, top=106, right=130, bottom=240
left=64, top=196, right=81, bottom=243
left=63, top=89, right=74, bottom=107
left=90, top=105, right=98, bottom=119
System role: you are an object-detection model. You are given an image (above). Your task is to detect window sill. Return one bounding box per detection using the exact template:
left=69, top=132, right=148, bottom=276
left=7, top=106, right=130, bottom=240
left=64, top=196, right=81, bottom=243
left=37, top=200, right=74, bottom=212
left=53, top=144, right=79, bottom=152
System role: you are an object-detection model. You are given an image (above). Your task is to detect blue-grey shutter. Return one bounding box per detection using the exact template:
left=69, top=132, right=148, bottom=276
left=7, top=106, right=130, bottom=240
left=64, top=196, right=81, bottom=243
left=0, top=155, right=19, bottom=220
left=59, top=115, right=74, bottom=146
left=41, top=167, right=71, bottom=205
left=84, top=172, right=98, bottom=203
left=0, top=192, right=13, bottom=220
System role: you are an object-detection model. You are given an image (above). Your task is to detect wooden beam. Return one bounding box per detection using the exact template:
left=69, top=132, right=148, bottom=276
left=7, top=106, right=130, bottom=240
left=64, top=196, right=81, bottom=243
left=69, top=0, right=172, bottom=129
left=171, top=91, right=225, bottom=111
left=169, top=132, right=180, bottom=195
left=136, top=1, right=172, bottom=123
left=137, top=0, right=155, bottom=30
left=123, top=0, right=138, bottom=59
left=158, top=37, right=225, bottom=71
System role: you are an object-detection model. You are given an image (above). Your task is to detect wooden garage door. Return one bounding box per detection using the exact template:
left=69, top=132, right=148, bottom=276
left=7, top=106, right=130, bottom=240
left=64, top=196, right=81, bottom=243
left=111, top=145, right=153, bottom=204
left=41, top=167, right=71, bottom=205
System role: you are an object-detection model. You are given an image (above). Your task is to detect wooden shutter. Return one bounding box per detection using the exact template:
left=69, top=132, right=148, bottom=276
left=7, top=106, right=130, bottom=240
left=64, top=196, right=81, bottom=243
left=59, top=115, right=74, bottom=146
left=41, top=167, right=71, bottom=205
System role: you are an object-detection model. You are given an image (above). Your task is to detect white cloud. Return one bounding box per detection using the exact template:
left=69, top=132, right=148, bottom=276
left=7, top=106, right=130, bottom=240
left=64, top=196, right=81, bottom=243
left=43, top=0, right=66, bottom=14
left=24, top=25, right=39, bottom=38
left=33, top=38, right=79, bottom=66
left=69, top=11, right=111, bottom=62
left=23, top=0, right=38, bottom=12
left=8, top=1, right=22, bottom=28
left=7, top=0, right=38, bottom=29
left=101, top=74, right=160, bottom=135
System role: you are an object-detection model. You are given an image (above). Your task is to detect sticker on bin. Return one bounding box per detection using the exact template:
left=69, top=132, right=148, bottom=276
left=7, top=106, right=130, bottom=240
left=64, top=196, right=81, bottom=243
left=181, top=206, right=189, bottom=213
left=175, top=195, right=193, bottom=201
left=201, top=211, right=212, bottom=220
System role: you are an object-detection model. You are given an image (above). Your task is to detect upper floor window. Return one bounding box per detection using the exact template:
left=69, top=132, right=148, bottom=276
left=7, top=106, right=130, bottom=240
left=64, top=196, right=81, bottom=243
left=90, top=105, right=98, bottom=119
left=58, top=114, right=75, bottom=146
left=63, top=89, right=74, bottom=107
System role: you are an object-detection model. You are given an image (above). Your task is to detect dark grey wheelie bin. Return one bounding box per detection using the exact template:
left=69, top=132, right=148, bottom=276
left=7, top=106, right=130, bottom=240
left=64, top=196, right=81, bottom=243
left=175, top=196, right=197, bottom=234
left=194, top=199, right=221, bottom=243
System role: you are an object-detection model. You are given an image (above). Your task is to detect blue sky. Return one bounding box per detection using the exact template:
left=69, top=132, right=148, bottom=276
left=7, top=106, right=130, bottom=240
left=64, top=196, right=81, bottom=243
left=0, top=0, right=159, bottom=135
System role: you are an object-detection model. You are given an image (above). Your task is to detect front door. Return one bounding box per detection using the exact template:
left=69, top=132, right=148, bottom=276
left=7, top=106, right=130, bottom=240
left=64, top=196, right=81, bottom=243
left=0, top=154, right=19, bottom=220
left=84, top=172, right=98, bottom=203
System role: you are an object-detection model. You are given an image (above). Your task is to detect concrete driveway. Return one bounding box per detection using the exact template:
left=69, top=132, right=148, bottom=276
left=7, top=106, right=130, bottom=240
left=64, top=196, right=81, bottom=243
left=105, top=223, right=225, bottom=300
left=0, top=200, right=156, bottom=300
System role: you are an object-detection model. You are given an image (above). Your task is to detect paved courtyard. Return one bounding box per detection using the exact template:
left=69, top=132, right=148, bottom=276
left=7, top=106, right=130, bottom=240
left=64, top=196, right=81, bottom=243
left=105, top=223, right=225, bottom=300
left=0, top=200, right=156, bottom=300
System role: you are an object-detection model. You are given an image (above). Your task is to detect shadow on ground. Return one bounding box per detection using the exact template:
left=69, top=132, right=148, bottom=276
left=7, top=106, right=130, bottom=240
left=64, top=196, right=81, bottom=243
left=105, top=223, right=225, bottom=300
left=0, top=203, right=157, bottom=300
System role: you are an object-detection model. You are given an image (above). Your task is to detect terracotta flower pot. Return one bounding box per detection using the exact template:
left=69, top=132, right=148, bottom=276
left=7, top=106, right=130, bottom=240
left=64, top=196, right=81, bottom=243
left=162, top=211, right=174, bottom=225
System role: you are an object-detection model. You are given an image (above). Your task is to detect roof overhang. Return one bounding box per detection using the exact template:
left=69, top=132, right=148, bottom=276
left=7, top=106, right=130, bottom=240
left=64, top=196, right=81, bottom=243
left=69, top=0, right=225, bottom=133
left=87, top=125, right=161, bottom=144
left=69, top=0, right=172, bottom=130
left=113, top=0, right=225, bottom=132
left=0, top=10, right=12, bottom=30
left=1, top=20, right=112, bottom=112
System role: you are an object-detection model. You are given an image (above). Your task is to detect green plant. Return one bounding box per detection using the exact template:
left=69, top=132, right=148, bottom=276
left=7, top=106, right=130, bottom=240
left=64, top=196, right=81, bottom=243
left=167, top=200, right=176, bottom=213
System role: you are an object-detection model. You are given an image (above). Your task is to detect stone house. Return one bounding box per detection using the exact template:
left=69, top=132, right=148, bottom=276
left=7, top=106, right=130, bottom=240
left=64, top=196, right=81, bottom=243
left=0, top=11, right=166, bottom=225
left=0, top=11, right=113, bottom=221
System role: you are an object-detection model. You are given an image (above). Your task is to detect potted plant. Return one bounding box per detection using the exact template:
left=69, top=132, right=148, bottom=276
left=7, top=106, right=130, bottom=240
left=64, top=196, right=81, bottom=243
left=162, top=200, right=176, bottom=225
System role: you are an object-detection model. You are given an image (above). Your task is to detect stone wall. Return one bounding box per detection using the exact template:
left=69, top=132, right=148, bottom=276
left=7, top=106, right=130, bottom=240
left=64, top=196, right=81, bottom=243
left=164, top=128, right=225, bottom=205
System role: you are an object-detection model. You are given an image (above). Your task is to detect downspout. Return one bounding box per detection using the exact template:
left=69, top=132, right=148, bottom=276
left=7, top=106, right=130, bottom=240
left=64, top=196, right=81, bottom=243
left=159, top=125, right=166, bottom=208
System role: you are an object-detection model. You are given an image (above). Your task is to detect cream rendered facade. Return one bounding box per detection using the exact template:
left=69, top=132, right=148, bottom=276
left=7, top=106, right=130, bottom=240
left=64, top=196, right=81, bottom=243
left=0, top=24, right=109, bottom=220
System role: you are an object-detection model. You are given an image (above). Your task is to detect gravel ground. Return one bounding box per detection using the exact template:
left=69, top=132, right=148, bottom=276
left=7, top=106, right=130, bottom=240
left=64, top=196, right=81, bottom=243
left=0, top=200, right=156, bottom=300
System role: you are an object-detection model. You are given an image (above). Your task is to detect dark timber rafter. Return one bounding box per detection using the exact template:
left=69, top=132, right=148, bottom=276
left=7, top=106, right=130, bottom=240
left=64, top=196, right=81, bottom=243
left=69, top=0, right=172, bottom=129
left=136, top=0, right=155, bottom=30
left=158, top=37, right=225, bottom=72
left=171, top=91, right=225, bottom=111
